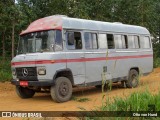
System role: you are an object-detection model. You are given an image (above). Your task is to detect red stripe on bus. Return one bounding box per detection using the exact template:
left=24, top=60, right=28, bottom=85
left=11, top=54, right=153, bottom=66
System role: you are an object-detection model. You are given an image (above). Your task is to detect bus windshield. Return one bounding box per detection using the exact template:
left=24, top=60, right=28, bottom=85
left=18, top=30, right=62, bottom=54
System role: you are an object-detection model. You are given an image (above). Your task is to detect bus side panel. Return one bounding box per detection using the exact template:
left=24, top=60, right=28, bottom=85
left=85, top=50, right=116, bottom=84
left=66, top=51, right=86, bottom=85
left=138, top=50, right=153, bottom=74
left=85, top=49, right=153, bottom=84
left=112, top=49, right=153, bottom=80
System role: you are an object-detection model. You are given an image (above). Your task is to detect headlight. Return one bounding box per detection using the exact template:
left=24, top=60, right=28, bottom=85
left=38, top=67, right=46, bottom=75
left=12, top=68, right=16, bottom=76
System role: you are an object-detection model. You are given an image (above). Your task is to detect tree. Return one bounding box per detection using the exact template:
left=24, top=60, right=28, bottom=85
left=0, top=0, right=159, bottom=63
left=0, top=1, right=10, bottom=60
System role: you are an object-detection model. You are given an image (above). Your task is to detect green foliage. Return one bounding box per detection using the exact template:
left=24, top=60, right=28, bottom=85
left=154, top=57, right=160, bottom=68
left=153, top=43, right=160, bottom=68
left=0, top=58, right=12, bottom=82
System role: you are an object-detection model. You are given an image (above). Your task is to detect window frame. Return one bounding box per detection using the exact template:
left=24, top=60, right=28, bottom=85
left=140, top=35, right=151, bottom=49
left=107, top=33, right=115, bottom=49
left=127, top=35, right=136, bottom=49
left=66, top=30, right=83, bottom=50
left=84, top=32, right=99, bottom=50
left=134, top=35, right=140, bottom=49
left=65, top=30, right=151, bottom=51
left=121, top=35, right=128, bottom=49
left=98, top=33, right=108, bottom=49
left=55, top=30, right=63, bottom=51
left=114, top=34, right=124, bottom=49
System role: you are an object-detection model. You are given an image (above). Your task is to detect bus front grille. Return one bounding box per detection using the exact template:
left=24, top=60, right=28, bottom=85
left=16, top=67, right=38, bottom=81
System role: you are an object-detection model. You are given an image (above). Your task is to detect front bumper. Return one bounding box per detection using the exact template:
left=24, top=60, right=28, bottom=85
left=11, top=79, right=54, bottom=87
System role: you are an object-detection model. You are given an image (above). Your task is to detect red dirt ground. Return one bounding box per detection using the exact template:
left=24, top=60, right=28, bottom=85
left=0, top=68, right=160, bottom=120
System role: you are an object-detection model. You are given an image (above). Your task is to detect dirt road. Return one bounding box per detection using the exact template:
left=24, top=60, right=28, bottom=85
left=0, top=68, right=160, bottom=111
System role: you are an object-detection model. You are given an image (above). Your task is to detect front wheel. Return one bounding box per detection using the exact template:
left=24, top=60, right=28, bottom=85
left=50, top=77, right=72, bottom=103
left=16, top=86, right=35, bottom=98
left=126, top=69, right=139, bottom=88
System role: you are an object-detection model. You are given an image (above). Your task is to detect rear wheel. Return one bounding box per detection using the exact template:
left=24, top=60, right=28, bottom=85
left=126, top=69, right=139, bottom=88
left=16, top=86, right=35, bottom=98
left=50, top=77, right=72, bottom=103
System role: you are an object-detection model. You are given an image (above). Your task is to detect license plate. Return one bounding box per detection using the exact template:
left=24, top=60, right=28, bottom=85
left=20, top=81, right=28, bottom=86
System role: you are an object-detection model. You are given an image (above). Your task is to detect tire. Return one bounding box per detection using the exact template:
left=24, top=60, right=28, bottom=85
left=50, top=77, right=72, bottom=103
left=126, top=69, right=139, bottom=88
left=16, top=86, right=35, bottom=98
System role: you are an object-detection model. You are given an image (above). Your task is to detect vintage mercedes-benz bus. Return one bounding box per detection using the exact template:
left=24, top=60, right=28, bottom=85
left=11, top=15, right=153, bottom=102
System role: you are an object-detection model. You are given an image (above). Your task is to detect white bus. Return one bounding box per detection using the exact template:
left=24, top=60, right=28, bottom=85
left=11, top=15, right=153, bottom=102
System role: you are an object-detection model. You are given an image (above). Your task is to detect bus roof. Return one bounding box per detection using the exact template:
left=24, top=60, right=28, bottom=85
left=20, top=15, right=150, bottom=35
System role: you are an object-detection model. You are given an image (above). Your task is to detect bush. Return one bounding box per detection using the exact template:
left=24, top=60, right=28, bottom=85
left=0, top=58, right=12, bottom=82
left=153, top=43, right=160, bottom=68
left=154, top=57, right=160, bottom=68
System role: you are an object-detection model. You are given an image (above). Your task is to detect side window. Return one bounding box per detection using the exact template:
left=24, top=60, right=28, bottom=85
left=140, top=36, right=151, bottom=48
left=134, top=36, right=140, bottom=48
left=107, top=34, right=114, bottom=49
left=67, top=32, right=82, bottom=50
left=128, top=35, right=135, bottom=48
left=114, top=35, right=123, bottom=49
left=128, top=35, right=140, bottom=49
left=55, top=30, right=63, bottom=51
left=84, top=32, right=98, bottom=49
left=122, top=35, right=128, bottom=48
left=92, top=33, right=98, bottom=49
left=98, top=34, right=107, bottom=49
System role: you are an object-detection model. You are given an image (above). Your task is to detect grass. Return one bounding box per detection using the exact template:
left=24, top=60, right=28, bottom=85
left=84, top=90, right=160, bottom=120
left=0, top=58, right=12, bottom=82
left=101, top=90, right=160, bottom=111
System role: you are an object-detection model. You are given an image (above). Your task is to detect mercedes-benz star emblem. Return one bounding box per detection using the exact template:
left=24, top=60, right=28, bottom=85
left=22, top=68, right=28, bottom=77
